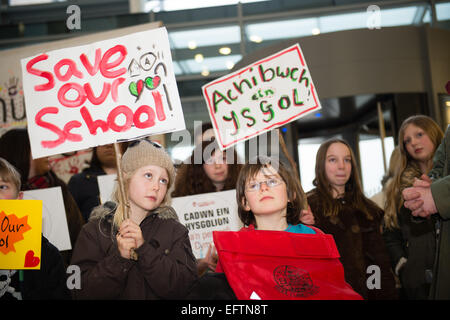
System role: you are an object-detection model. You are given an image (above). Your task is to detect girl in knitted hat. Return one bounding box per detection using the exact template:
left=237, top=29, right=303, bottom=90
left=70, top=139, right=198, bottom=299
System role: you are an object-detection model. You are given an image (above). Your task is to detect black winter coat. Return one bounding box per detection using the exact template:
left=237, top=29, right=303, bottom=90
left=1, top=236, right=70, bottom=300
left=308, top=189, right=398, bottom=300
left=382, top=206, right=436, bottom=299
left=70, top=202, right=198, bottom=300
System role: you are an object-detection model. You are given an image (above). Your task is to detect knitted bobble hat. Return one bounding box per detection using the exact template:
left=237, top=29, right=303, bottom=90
left=121, top=139, right=175, bottom=207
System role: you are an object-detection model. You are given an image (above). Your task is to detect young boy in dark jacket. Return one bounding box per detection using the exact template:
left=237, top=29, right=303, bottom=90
left=0, top=157, right=70, bottom=300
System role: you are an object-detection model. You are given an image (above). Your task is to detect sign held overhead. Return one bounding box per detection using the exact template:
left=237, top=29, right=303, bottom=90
left=202, top=44, right=321, bottom=150
left=21, top=27, right=185, bottom=159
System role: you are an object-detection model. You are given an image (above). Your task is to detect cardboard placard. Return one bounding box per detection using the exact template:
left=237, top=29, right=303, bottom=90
left=202, top=43, right=321, bottom=150
left=0, top=200, right=42, bottom=270
left=22, top=187, right=71, bottom=252
left=171, top=190, right=241, bottom=259
left=21, top=27, right=185, bottom=159
left=98, top=174, right=117, bottom=205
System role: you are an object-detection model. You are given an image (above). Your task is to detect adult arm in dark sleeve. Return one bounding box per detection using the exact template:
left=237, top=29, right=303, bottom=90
left=382, top=224, right=407, bottom=275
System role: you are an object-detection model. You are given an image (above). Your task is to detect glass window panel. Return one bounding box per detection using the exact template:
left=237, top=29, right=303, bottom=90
left=173, top=62, right=183, bottom=76
left=298, top=142, right=321, bottom=193
left=436, top=2, right=450, bottom=21
left=9, top=0, right=64, bottom=5
left=423, top=7, right=431, bottom=23
left=181, top=54, right=242, bottom=74
left=169, top=26, right=241, bottom=49
left=359, top=137, right=395, bottom=197
left=146, top=0, right=268, bottom=12
left=380, top=6, right=417, bottom=26
left=246, top=18, right=318, bottom=42
left=319, top=12, right=368, bottom=33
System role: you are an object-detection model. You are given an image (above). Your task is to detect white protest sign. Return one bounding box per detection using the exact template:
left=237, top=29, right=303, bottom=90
left=22, top=187, right=72, bottom=251
left=202, top=43, right=321, bottom=150
left=21, top=26, right=185, bottom=159
left=98, top=174, right=117, bottom=204
left=171, top=190, right=241, bottom=259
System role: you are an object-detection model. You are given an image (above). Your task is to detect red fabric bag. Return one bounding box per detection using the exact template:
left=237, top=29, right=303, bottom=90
left=213, top=226, right=362, bottom=300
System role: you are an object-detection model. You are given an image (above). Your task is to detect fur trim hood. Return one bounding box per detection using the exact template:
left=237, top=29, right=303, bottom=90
left=399, top=162, right=422, bottom=192
left=89, top=201, right=179, bottom=224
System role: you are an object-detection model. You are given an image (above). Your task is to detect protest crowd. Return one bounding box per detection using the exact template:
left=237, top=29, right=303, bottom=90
left=0, top=1, right=449, bottom=303
left=1, top=116, right=449, bottom=301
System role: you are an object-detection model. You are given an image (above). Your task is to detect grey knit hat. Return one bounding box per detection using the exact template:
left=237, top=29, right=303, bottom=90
left=121, top=139, right=175, bottom=206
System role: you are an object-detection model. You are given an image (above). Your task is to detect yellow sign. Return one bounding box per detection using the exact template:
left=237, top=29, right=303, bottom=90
left=0, top=200, right=42, bottom=269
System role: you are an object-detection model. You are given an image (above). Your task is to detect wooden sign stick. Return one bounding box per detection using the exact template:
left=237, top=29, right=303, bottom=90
left=277, top=130, right=308, bottom=210
left=113, top=142, right=138, bottom=260
left=113, top=142, right=129, bottom=221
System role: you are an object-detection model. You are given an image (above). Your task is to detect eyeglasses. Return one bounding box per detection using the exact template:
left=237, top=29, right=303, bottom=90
left=126, top=137, right=162, bottom=149
left=245, top=177, right=283, bottom=192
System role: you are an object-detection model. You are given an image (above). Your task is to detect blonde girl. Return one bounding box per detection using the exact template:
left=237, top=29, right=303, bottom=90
left=70, top=139, right=198, bottom=299
left=383, top=115, right=443, bottom=299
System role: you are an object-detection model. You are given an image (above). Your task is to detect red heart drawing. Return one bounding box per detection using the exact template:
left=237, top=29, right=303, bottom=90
left=137, top=79, right=144, bottom=96
left=24, top=250, right=40, bottom=268
left=153, top=76, right=161, bottom=88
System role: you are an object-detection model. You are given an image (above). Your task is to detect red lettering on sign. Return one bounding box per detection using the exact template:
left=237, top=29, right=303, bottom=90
left=107, top=105, right=133, bottom=132
left=152, top=91, right=166, bottom=121
left=54, top=59, right=83, bottom=82
left=26, top=54, right=55, bottom=91
left=100, top=45, right=127, bottom=78
left=84, top=82, right=111, bottom=105
left=80, top=48, right=102, bottom=76
left=35, top=107, right=66, bottom=148
left=133, top=105, right=156, bottom=129
left=111, top=77, right=125, bottom=102
left=58, top=83, right=87, bottom=108
left=80, top=106, right=109, bottom=135
left=35, top=107, right=82, bottom=148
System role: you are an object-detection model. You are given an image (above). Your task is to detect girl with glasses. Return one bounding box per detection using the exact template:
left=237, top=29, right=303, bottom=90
left=186, top=156, right=318, bottom=300
left=236, top=156, right=316, bottom=234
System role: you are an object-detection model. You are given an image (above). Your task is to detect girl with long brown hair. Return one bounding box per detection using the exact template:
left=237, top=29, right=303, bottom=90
left=307, top=138, right=397, bottom=299
left=383, top=115, right=443, bottom=299
left=172, top=139, right=242, bottom=197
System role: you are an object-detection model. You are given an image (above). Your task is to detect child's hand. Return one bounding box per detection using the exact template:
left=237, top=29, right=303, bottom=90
left=116, top=232, right=137, bottom=259
left=204, top=243, right=218, bottom=272
left=197, top=243, right=218, bottom=275
left=118, top=219, right=145, bottom=249
left=300, top=205, right=315, bottom=225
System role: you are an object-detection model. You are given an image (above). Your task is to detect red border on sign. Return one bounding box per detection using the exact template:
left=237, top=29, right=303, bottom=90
left=202, top=44, right=317, bottom=149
